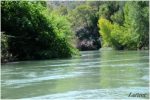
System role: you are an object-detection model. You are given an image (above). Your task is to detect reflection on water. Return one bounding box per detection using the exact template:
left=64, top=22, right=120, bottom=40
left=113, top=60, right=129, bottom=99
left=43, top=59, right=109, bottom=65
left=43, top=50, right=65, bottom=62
left=1, top=49, right=149, bottom=99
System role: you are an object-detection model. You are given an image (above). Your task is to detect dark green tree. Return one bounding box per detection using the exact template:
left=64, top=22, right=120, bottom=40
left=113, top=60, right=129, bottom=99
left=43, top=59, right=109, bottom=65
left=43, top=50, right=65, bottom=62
left=1, top=1, right=77, bottom=61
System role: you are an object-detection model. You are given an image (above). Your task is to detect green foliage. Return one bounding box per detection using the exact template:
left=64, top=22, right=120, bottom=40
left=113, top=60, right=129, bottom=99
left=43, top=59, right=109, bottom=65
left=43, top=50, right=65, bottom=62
left=110, top=23, right=125, bottom=49
left=98, top=4, right=110, bottom=20
left=98, top=1, right=149, bottom=50
left=1, top=1, right=149, bottom=63
left=98, top=18, right=124, bottom=49
left=111, top=10, right=124, bottom=25
left=67, top=3, right=101, bottom=50
left=68, top=4, right=96, bottom=29
left=124, top=1, right=149, bottom=49
left=98, top=18, right=112, bottom=47
left=98, top=2, right=119, bottom=20
left=1, top=1, right=77, bottom=61
left=57, top=5, right=68, bottom=15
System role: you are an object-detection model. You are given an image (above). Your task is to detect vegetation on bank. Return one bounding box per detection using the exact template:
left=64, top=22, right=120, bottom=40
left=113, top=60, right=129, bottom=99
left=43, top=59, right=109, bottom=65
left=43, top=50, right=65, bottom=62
left=51, top=1, right=148, bottom=50
left=1, top=1, right=149, bottom=63
left=98, top=1, right=149, bottom=50
left=1, top=1, right=78, bottom=62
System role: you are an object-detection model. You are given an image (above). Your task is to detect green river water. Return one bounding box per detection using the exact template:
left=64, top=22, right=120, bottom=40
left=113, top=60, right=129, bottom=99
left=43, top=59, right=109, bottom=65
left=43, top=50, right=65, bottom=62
left=1, top=49, right=149, bottom=99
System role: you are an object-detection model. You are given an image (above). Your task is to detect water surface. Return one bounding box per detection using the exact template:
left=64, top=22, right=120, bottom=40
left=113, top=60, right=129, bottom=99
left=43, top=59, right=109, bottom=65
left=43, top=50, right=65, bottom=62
left=1, top=49, right=149, bottom=99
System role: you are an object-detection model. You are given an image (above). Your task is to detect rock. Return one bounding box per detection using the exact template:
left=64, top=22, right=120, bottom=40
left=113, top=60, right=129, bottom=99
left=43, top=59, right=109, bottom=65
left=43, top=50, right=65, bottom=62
left=77, top=38, right=101, bottom=51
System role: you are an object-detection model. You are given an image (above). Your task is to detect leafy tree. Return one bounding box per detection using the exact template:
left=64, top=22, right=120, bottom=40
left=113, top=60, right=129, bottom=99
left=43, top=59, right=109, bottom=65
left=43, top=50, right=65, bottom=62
left=67, top=3, right=101, bottom=50
left=110, top=23, right=125, bottom=49
left=98, top=18, right=113, bottom=47
left=98, top=2, right=119, bottom=21
left=1, top=1, right=77, bottom=61
left=98, top=1, right=149, bottom=50
left=98, top=17, right=124, bottom=49
left=68, top=4, right=95, bottom=29
left=111, top=9, right=124, bottom=25
left=124, top=1, right=149, bottom=49
left=56, top=5, right=68, bottom=15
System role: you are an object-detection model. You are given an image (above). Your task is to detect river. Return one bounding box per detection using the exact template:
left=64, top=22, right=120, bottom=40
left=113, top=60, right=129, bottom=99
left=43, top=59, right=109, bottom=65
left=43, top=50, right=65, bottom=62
left=1, top=49, right=149, bottom=99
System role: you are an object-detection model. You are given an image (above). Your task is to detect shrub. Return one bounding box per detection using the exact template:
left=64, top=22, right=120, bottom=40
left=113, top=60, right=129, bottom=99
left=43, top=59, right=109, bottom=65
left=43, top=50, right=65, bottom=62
left=1, top=1, right=77, bottom=60
left=98, top=18, right=124, bottom=50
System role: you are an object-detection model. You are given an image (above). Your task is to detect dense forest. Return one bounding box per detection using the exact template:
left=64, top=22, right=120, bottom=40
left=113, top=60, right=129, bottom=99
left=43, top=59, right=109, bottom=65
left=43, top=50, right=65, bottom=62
left=1, top=1, right=149, bottom=63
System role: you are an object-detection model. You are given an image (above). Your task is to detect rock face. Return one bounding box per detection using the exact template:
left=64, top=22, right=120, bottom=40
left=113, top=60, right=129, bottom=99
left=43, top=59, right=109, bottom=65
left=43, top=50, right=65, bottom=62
left=77, top=38, right=101, bottom=51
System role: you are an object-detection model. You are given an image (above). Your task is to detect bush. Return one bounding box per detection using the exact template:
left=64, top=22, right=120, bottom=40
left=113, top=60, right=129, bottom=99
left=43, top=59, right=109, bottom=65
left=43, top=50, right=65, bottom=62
left=124, top=1, right=149, bottom=49
left=1, top=1, right=77, bottom=60
left=98, top=17, right=113, bottom=47
left=98, top=1, right=149, bottom=50
left=98, top=18, right=124, bottom=50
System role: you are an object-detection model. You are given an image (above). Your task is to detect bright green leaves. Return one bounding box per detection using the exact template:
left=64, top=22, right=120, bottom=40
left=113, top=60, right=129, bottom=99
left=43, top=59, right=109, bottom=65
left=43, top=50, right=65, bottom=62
left=98, top=18, right=124, bottom=50
left=98, top=18, right=113, bottom=47
left=98, top=1, right=149, bottom=50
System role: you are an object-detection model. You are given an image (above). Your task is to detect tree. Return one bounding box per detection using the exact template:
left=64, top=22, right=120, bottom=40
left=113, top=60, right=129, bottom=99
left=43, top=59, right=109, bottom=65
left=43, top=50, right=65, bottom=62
left=1, top=1, right=77, bottom=61
left=57, top=5, right=68, bottom=15
left=98, top=17, right=124, bottom=49
left=98, top=1, right=149, bottom=50
left=98, top=17, right=112, bottom=47
left=69, top=4, right=96, bottom=29
left=123, top=1, right=149, bottom=49
left=67, top=3, right=101, bottom=50
left=111, top=9, right=124, bottom=25
left=98, top=1, right=119, bottom=21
